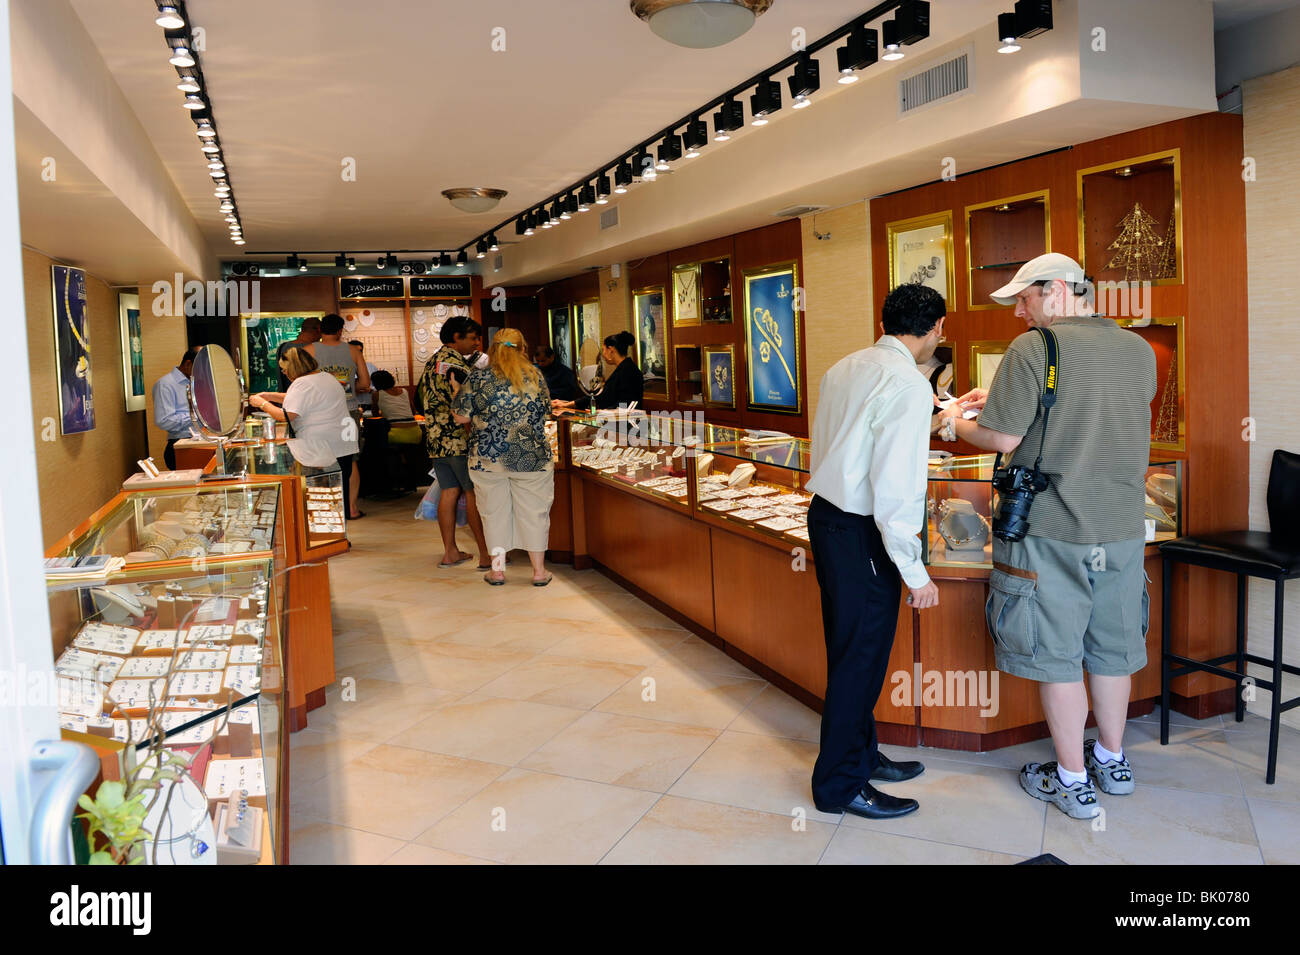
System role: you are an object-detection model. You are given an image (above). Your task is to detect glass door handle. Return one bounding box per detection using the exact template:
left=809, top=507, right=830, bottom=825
left=29, top=740, right=99, bottom=865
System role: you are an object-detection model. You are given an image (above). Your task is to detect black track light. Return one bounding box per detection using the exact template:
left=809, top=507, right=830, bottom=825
left=488, top=234, right=499, bottom=251
left=997, top=12, right=1021, bottom=52
left=1014, top=0, right=1053, bottom=37
left=713, top=98, right=744, bottom=140
left=657, top=133, right=682, bottom=169
left=750, top=79, right=781, bottom=125
left=632, top=149, right=655, bottom=180
left=837, top=25, right=878, bottom=80
left=683, top=118, right=708, bottom=155
left=881, top=19, right=904, bottom=60
left=335, top=254, right=347, bottom=269
left=895, top=0, right=931, bottom=44
left=578, top=184, right=595, bottom=210
left=516, top=218, right=527, bottom=236
left=788, top=52, right=820, bottom=107
left=347, top=257, right=356, bottom=271
left=596, top=173, right=612, bottom=202
left=476, top=239, right=488, bottom=259
left=286, top=255, right=299, bottom=271
left=456, top=250, right=467, bottom=268
left=441, top=252, right=453, bottom=268
left=614, top=162, right=633, bottom=192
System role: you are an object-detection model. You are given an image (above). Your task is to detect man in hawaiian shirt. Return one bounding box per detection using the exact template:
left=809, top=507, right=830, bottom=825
left=416, top=316, right=490, bottom=568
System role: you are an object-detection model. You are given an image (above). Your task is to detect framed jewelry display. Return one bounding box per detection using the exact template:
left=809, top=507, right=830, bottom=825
left=574, top=299, right=601, bottom=369
left=743, top=263, right=802, bottom=414
left=672, top=263, right=701, bottom=326
left=52, top=264, right=95, bottom=435
left=548, top=303, right=575, bottom=370
left=240, top=311, right=326, bottom=395
left=965, top=191, right=1050, bottom=311
left=633, top=286, right=668, bottom=396
left=969, top=340, right=1009, bottom=389
left=1115, top=315, right=1185, bottom=451
left=674, top=344, right=703, bottom=405
left=699, top=258, right=733, bottom=323
left=702, top=345, right=736, bottom=409
left=1078, top=149, right=1182, bottom=286
left=118, top=291, right=146, bottom=412
left=886, top=211, right=955, bottom=304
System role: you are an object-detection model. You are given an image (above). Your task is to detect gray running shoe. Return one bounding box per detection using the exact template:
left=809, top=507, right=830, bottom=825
left=1019, top=761, right=1100, bottom=819
left=1084, top=739, right=1135, bottom=795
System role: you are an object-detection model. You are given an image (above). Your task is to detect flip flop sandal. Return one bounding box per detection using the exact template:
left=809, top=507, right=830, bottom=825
left=532, top=574, right=554, bottom=587
left=439, top=553, right=473, bottom=567
left=483, top=572, right=506, bottom=586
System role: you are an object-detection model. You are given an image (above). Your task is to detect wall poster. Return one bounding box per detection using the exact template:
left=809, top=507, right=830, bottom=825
left=52, top=264, right=95, bottom=434
left=743, top=264, right=801, bottom=414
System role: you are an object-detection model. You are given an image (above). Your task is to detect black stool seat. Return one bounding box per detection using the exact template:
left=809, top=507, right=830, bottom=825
left=1160, top=531, right=1300, bottom=579
left=1158, top=449, right=1300, bottom=786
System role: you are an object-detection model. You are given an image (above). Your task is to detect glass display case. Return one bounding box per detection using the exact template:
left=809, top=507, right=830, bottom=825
left=924, top=454, right=996, bottom=568
left=225, top=440, right=347, bottom=549
left=692, top=424, right=814, bottom=544
left=564, top=411, right=698, bottom=510
left=49, top=558, right=285, bottom=864
left=1145, top=459, right=1183, bottom=542
left=56, top=481, right=285, bottom=568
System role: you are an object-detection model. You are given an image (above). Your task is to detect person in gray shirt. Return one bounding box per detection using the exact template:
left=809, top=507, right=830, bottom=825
left=308, top=314, right=370, bottom=518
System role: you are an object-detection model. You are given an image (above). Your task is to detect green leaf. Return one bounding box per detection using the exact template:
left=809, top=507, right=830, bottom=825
left=97, top=781, right=124, bottom=810
left=88, top=851, right=115, bottom=865
left=76, top=794, right=95, bottom=812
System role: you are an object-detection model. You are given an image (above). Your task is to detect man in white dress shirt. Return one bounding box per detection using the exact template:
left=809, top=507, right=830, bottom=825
left=151, top=348, right=197, bottom=470
left=806, top=284, right=945, bottom=820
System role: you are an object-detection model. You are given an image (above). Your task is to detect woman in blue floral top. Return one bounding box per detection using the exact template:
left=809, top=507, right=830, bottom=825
left=452, top=328, right=555, bottom=585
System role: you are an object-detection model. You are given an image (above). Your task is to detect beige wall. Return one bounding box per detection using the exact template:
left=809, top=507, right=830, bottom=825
left=597, top=264, right=631, bottom=338
left=1243, top=64, right=1300, bottom=728
left=800, top=204, right=874, bottom=425
left=26, top=248, right=146, bottom=547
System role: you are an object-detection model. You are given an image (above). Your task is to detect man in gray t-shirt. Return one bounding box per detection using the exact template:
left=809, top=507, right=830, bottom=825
left=308, top=313, right=371, bottom=518
left=939, top=253, right=1155, bottom=821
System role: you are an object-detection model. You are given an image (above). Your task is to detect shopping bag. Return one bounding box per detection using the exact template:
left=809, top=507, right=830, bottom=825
left=414, top=477, right=441, bottom=521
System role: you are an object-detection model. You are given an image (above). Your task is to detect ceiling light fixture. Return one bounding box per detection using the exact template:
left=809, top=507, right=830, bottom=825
left=347, top=258, right=356, bottom=270
left=176, top=74, right=201, bottom=94
left=155, top=4, right=185, bottom=29
left=596, top=173, right=612, bottom=203
left=201, top=141, right=220, bottom=154
left=630, top=0, right=773, bottom=49
left=168, top=44, right=195, bottom=68
left=286, top=255, right=300, bottom=271
left=658, top=133, right=682, bottom=169
left=233, top=238, right=245, bottom=245
left=488, top=234, right=499, bottom=251
left=614, top=161, right=633, bottom=193
left=335, top=254, right=347, bottom=269
left=578, top=184, right=595, bottom=211
left=837, top=25, right=878, bottom=82
left=1014, top=0, right=1053, bottom=38
left=182, top=94, right=205, bottom=110
left=195, top=122, right=215, bottom=139
left=524, top=214, right=535, bottom=236
left=298, top=259, right=308, bottom=273
left=750, top=78, right=781, bottom=125
left=683, top=118, right=707, bottom=157
left=895, top=0, right=932, bottom=44
left=788, top=51, right=820, bottom=108
left=633, top=149, right=656, bottom=180
left=997, top=13, right=1021, bottom=53
left=881, top=20, right=905, bottom=60
left=476, top=240, right=488, bottom=259
left=441, top=187, right=509, bottom=214
left=713, top=98, right=744, bottom=140
left=456, top=251, right=468, bottom=268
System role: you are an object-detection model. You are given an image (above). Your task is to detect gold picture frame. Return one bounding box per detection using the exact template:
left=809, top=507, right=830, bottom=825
left=573, top=298, right=601, bottom=369
left=886, top=210, right=955, bottom=304
left=1115, top=315, right=1185, bottom=452
left=969, top=340, right=1009, bottom=389
left=633, top=285, right=669, bottom=396
left=964, top=190, right=1051, bottom=311
left=1077, top=148, right=1183, bottom=287
left=701, top=344, right=736, bottom=409
left=671, top=262, right=702, bottom=327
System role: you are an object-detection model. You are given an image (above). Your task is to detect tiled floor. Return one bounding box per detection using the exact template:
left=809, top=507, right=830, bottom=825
left=288, top=495, right=1300, bottom=865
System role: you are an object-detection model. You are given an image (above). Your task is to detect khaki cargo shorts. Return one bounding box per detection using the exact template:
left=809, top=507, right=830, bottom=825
left=986, top=535, right=1149, bottom=683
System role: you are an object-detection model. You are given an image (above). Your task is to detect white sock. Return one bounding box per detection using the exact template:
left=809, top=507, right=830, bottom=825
left=1093, top=740, right=1123, bottom=763
left=1056, top=764, right=1089, bottom=787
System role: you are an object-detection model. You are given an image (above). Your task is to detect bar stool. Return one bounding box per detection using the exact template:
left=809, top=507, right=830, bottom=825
left=1158, top=449, right=1300, bottom=783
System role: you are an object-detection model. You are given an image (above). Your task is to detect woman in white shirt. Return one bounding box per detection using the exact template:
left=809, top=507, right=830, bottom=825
left=251, top=345, right=362, bottom=517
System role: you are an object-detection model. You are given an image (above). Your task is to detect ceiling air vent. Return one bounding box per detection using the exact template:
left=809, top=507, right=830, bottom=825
left=899, top=50, right=969, bottom=115
left=600, top=206, right=620, bottom=230
left=772, top=204, right=827, bottom=219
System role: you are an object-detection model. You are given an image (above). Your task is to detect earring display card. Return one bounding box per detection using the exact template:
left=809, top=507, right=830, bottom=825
left=203, top=757, right=267, bottom=801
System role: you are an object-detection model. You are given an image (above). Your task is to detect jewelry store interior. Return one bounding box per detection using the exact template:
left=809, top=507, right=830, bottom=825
left=3, top=0, right=1299, bottom=872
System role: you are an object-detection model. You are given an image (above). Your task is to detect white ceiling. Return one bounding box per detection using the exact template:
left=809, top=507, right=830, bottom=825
left=70, top=0, right=924, bottom=261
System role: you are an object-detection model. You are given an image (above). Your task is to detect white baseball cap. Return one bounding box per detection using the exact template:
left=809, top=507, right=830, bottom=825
left=990, top=253, right=1088, bottom=306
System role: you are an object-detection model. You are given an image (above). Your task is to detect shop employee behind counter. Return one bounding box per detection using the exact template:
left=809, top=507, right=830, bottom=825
left=939, top=252, right=1156, bottom=822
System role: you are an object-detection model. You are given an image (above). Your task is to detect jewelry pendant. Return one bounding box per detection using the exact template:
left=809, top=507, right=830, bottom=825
left=191, top=840, right=209, bottom=858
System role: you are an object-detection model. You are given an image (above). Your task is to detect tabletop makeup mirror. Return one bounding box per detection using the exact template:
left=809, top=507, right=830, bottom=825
left=187, top=344, right=247, bottom=475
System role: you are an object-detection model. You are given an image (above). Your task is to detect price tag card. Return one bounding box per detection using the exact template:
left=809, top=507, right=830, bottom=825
left=55, top=649, right=123, bottom=682
left=228, top=645, right=263, bottom=665
left=106, top=678, right=165, bottom=707
left=137, top=630, right=185, bottom=654
left=167, top=670, right=223, bottom=698
left=195, top=598, right=232, bottom=622
left=72, top=623, right=140, bottom=656
left=187, top=625, right=234, bottom=643
left=118, top=657, right=172, bottom=678
left=203, top=757, right=266, bottom=799
left=223, top=665, right=260, bottom=693
left=57, top=677, right=105, bottom=717
left=175, top=649, right=229, bottom=671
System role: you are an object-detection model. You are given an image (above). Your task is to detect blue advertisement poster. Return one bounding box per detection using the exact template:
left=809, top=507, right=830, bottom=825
left=704, top=346, right=734, bottom=408
left=52, top=265, right=95, bottom=435
left=744, top=266, right=800, bottom=413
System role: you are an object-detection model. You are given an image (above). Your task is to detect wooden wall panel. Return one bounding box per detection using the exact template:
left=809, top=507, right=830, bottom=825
left=583, top=478, right=714, bottom=630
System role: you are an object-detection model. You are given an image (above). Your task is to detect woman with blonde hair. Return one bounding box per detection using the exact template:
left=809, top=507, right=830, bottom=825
left=452, top=328, right=555, bottom=585
left=251, top=345, right=359, bottom=497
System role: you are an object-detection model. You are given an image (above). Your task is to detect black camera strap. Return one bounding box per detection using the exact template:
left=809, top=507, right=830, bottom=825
left=995, top=326, right=1059, bottom=472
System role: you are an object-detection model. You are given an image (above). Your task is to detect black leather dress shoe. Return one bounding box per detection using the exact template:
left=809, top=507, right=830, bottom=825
left=870, top=752, right=925, bottom=783
left=836, top=783, right=919, bottom=819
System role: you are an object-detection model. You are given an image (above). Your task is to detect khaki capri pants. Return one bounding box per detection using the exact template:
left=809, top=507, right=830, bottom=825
left=470, top=466, right=555, bottom=554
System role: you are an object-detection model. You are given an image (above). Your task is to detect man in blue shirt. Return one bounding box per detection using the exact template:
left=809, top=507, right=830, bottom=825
left=152, top=348, right=197, bottom=469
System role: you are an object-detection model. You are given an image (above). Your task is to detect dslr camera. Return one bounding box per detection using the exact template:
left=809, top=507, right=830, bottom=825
left=992, top=463, right=1049, bottom=542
